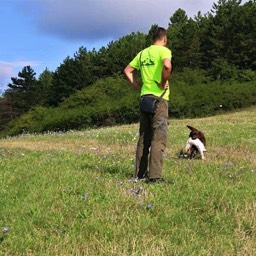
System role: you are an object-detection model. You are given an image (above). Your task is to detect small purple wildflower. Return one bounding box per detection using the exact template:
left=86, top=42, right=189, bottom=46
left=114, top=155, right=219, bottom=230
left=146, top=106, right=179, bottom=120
left=130, top=188, right=136, bottom=195
left=2, top=226, right=9, bottom=233
left=82, top=194, right=88, bottom=200
left=146, top=204, right=153, bottom=210
left=130, top=187, right=143, bottom=196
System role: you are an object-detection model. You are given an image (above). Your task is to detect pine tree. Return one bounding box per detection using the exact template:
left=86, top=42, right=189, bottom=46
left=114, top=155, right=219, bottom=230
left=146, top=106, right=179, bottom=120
left=7, top=65, right=37, bottom=114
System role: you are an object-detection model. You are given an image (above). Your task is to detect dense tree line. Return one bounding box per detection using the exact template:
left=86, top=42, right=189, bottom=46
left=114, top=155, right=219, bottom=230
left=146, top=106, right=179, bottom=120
left=1, top=74, right=255, bottom=137
left=0, top=0, right=256, bottom=135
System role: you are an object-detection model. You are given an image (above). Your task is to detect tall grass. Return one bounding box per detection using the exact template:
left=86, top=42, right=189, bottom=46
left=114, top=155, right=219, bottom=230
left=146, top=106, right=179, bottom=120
left=0, top=107, right=256, bottom=255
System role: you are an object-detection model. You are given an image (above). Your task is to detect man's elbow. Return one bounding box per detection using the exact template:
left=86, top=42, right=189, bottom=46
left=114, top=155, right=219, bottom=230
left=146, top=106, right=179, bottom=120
left=164, top=64, right=172, bottom=75
left=124, top=66, right=130, bottom=77
left=124, top=65, right=135, bottom=78
left=163, top=59, right=172, bottom=74
left=167, top=65, right=172, bottom=73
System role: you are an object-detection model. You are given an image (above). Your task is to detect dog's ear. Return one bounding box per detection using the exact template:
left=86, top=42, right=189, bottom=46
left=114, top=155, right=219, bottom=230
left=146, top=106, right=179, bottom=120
left=187, top=125, right=198, bottom=132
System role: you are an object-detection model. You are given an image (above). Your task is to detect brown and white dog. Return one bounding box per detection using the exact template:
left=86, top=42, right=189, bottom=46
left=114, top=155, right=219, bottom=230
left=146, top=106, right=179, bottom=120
left=185, top=125, right=207, bottom=160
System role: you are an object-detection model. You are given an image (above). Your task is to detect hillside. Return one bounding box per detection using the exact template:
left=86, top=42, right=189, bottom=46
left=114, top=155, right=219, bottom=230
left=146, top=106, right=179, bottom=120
left=0, top=107, right=256, bottom=255
left=1, top=106, right=255, bottom=163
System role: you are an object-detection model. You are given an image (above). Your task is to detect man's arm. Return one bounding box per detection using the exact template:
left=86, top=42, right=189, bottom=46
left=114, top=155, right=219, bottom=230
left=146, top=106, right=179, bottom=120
left=124, top=65, right=141, bottom=90
left=159, top=58, right=172, bottom=89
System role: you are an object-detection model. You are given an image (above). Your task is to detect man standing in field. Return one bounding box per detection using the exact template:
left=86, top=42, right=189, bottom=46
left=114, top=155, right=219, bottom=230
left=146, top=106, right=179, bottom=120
left=124, top=27, right=172, bottom=183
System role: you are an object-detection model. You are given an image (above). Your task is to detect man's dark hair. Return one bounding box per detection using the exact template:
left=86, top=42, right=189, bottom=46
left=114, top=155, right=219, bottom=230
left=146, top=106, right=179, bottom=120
left=152, top=27, right=167, bottom=42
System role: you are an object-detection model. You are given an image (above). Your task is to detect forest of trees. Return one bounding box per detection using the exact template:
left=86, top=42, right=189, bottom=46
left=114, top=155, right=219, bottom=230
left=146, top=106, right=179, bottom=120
left=0, top=0, right=256, bottom=136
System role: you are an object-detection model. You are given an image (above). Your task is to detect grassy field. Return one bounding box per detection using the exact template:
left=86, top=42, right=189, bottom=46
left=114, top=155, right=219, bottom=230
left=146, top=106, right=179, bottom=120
left=0, top=106, right=256, bottom=255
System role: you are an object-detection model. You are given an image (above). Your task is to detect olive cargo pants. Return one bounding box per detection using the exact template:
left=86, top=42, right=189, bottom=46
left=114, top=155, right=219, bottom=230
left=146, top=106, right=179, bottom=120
left=136, top=99, right=168, bottom=179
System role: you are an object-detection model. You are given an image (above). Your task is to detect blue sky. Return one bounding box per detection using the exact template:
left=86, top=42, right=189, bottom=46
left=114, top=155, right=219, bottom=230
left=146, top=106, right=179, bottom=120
left=0, top=0, right=243, bottom=92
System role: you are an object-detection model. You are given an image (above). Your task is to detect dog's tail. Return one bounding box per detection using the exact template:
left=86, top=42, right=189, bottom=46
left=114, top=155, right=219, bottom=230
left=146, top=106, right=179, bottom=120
left=187, top=125, right=198, bottom=131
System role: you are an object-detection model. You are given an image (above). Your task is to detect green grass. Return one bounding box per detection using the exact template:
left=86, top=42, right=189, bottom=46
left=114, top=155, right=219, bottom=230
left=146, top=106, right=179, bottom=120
left=0, top=106, right=256, bottom=255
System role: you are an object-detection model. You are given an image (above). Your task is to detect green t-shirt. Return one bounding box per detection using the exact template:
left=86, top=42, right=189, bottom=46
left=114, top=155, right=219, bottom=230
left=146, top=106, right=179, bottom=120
left=129, top=45, right=172, bottom=101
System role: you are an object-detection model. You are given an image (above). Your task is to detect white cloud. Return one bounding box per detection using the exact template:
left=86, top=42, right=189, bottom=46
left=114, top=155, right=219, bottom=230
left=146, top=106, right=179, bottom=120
left=0, top=62, right=12, bottom=77
left=21, top=0, right=215, bottom=42
left=0, top=60, right=41, bottom=90
left=0, top=62, right=14, bottom=90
